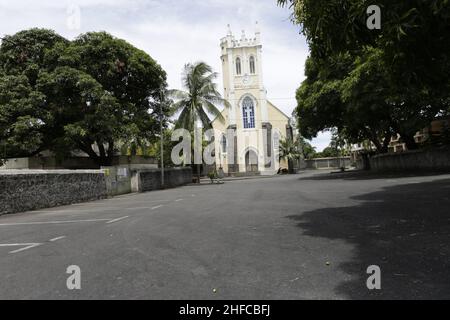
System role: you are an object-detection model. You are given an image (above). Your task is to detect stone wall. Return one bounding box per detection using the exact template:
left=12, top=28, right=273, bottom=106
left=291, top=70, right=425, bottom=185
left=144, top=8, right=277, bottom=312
left=305, top=157, right=352, bottom=170
left=0, top=170, right=107, bottom=215
left=370, top=146, right=450, bottom=172
left=133, top=167, right=192, bottom=192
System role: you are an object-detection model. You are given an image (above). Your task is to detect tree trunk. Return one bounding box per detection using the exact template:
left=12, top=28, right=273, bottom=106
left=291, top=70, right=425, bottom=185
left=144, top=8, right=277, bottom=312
left=361, top=153, right=371, bottom=171
left=288, top=159, right=295, bottom=174
left=381, top=133, right=392, bottom=154
left=77, top=140, right=113, bottom=168
left=402, top=134, right=418, bottom=150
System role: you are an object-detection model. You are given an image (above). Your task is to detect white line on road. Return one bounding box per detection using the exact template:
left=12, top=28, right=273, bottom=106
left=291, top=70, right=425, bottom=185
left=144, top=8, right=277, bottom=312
left=106, top=216, right=129, bottom=224
left=175, top=199, right=184, bottom=202
left=0, top=243, right=43, bottom=254
left=0, top=218, right=113, bottom=227
left=151, top=205, right=164, bottom=210
left=49, top=236, right=66, bottom=242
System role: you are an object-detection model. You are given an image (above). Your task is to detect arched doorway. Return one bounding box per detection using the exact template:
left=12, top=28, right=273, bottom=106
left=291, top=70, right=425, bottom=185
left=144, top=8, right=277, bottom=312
left=245, top=150, right=259, bottom=173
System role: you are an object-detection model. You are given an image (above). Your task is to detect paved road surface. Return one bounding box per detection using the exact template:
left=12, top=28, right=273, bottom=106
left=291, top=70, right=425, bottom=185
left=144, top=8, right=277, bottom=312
left=0, top=171, right=449, bottom=299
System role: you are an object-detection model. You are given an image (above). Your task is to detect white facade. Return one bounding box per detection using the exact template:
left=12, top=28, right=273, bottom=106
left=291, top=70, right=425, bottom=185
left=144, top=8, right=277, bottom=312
left=212, top=24, right=291, bottom=175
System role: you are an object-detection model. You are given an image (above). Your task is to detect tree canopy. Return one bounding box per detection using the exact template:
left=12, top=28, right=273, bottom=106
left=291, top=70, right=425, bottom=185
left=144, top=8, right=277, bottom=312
left=0, top=29, right=168, bottom=166
left=279, top=0, right=450, bottom=152
left=169, top=62, right=227, bottom=132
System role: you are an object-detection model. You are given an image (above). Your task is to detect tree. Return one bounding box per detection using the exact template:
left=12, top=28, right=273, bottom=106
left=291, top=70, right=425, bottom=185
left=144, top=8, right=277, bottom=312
left=297, top=136, right=316, bottom=159
left=169, top=62, right=228, bottom=180
left=279, top=138, right=301, bottom=174
left=0, top=74, right=47, bottom=158
left=170, top=62, right=226, bottom=132
left=296, top=52, right=395, bottom=153
left=147, top=129, right=179, bottom=168
left=316, top=147, right=339, bottom=159
left=279, top=0, right=450, bottom=151
left=55, top=32, right=168, bottom=165
left=0, top=29, right=68, bottom=158
left=1, top=29, right=168, bottom=166
left=36, top=66, right=125, bottom=165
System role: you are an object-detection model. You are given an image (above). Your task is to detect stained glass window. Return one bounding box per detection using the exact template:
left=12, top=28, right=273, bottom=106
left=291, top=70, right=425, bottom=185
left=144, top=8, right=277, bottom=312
left=242, top=97, right=255, bottom=129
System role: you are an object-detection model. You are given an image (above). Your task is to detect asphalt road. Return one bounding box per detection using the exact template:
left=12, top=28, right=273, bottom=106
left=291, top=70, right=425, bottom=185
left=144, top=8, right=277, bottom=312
left=0, top=170, right=449, bottom=300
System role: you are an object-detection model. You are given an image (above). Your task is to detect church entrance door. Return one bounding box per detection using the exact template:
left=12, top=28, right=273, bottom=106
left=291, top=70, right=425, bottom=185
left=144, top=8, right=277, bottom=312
left=245, top=150, right=259, bottom=173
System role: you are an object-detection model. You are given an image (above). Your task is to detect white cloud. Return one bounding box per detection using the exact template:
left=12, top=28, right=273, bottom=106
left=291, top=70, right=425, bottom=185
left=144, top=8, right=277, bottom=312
left=0, top=0, right=329, bottom=149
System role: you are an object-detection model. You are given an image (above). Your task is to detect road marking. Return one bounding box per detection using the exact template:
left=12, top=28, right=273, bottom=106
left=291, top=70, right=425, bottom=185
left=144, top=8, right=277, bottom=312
left=0, top=243, right=42, bottom=254
left=106, top=216, right=129, bottom=224
left=151, top=205, right=163, bottom=210
left=29, top=208, right=121, bottom=214
left=0, top=218, right=113, bottom=227
left=49, top=236, right=66, bottom=242
left=110, top=199, right=173, bottom=203
left=175, top=199, right=184, bottom=202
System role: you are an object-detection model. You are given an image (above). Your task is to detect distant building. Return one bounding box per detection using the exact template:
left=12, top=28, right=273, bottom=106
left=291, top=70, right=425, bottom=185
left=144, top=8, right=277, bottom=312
left=389, top=117, right=450, bottom=153
left=212, top=24, right=291, bottom=176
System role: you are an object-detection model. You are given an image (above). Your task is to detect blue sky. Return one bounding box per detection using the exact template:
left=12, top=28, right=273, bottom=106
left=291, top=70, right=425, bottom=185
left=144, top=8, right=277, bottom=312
left=0, top=0, right=332, bottom=151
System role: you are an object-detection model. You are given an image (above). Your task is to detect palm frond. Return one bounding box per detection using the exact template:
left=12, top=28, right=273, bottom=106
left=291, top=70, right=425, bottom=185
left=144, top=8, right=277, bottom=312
left=173, top=61, right=227, bottom=132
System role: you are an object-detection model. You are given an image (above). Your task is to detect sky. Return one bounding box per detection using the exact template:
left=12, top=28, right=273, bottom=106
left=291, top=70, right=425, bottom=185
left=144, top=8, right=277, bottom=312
left=0, top=0, right=332, bottom=151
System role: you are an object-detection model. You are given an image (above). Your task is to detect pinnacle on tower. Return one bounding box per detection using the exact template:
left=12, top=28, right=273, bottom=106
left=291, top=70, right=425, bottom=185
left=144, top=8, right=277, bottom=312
left=227, top=24, right=232, bottom=36
left=241, top=29, right=246, bottom=41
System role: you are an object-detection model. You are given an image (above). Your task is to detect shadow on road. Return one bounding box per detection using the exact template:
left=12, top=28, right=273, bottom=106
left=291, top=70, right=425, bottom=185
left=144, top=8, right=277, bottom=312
left=287, top=178, right=450, bottom=299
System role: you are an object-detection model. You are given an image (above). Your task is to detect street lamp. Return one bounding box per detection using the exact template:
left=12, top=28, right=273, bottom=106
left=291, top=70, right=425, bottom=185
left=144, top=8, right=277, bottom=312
left=159, top=86, right=165, bottom=188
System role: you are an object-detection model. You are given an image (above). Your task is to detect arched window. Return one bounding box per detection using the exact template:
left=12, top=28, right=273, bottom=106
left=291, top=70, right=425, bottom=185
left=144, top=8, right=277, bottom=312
left=242, top=97, right=255, bottom=129
left=221, top=135, right=227, bottom=153
left=273, top=131, right=281, bottom=151
left=236, top=58, right=242, bottom=75
left=249, top=56, right=256, bottom=74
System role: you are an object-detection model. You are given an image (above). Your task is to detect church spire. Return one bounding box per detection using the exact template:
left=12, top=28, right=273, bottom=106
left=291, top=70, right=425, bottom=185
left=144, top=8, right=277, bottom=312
left=227, top=24, right=232, bottom=36
left=255, top=21, right=261, bottom=43
left=241, top=29, right=246, bottom=41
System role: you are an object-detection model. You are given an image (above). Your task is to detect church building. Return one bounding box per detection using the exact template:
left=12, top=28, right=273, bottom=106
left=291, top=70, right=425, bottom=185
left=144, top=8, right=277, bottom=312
left=212, top=24, right=292, bottom=176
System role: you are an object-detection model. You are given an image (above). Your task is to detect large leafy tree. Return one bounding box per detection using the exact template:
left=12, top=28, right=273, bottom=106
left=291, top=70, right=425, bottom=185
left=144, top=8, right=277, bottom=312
left=279, top=0, right=450, bottom=151
left=36, top=66, right=123, bottom=165
left=0, top=74, right=47, bottom=158
left=0, top=29, right=168, bottom=166
left=53, top=32, right=168, bottom=165
left=0, top=29, right=67, bottom=158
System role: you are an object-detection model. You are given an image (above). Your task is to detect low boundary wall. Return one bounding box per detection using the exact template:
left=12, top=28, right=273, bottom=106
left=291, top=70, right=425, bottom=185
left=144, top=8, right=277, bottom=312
left=133, top=167, right=192, bottom=192
left=305, top=157, right=352, bottom=170
left=0, top=170, right=107, bottom=215
left=0, top=167, right=193, bottom=215
left=370, top=147, right=450, bottom=172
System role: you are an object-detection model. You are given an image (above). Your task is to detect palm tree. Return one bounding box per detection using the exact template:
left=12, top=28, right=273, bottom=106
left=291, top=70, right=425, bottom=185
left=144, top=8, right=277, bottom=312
left=169, top=62, right=228, bottom=181
left=279, top=138, right=301, bottom=174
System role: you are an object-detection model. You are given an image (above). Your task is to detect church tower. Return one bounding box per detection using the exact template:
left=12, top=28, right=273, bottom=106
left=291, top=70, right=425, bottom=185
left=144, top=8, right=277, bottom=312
left=220, top=22, right=269, bottom=127
left=213, top=23, right=291, bottom=176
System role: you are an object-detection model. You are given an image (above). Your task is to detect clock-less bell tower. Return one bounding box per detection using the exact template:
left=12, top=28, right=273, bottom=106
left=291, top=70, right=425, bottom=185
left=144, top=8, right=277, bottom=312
left=214, top=23, right=290, bottom=175
left=220, top=22, right=269, bottom=128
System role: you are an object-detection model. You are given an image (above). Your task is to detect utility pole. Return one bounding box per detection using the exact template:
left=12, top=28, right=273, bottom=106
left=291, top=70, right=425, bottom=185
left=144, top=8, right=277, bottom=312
left=160, top=86, right=165, bottom=188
